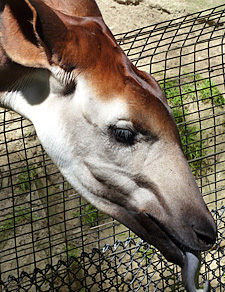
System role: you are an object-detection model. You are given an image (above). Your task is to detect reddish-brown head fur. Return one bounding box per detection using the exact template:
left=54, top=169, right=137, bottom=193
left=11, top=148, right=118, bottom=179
left=45, top=10, right=181, bottom=144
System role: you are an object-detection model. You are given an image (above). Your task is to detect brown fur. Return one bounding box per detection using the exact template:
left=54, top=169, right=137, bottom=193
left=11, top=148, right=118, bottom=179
left=0, top=0, right=181, bottom=143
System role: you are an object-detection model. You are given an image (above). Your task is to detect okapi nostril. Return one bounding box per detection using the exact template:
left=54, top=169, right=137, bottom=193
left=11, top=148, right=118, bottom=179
left=193, top=228, right=216, bottom=247
left=197, top=232, right=212, bottom=245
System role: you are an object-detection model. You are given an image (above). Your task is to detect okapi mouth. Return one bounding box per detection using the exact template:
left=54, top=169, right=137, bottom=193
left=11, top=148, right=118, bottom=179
left=120, top=209, right=186, bottom=267
left=146, top=213, right=190, bottom=258
left=120, top=206, right=216, bottom=269
left=140, top=212, right=215, bottom=292
left=145, top=212, right=214, bottom=258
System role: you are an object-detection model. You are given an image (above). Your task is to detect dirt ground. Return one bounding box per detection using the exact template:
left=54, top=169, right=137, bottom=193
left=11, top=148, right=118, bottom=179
left=97, top=0, right=179, bottom=35
left=96, top=0, right=225, bottom=35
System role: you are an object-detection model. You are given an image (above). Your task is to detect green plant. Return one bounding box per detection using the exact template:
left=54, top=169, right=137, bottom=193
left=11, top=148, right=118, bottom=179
left=64, top=243, right=80, bottom=259
left=16, top=165, right=38, bottom=193
left=83, top=204, right=100, bottom=227
left=183, top=74, right=224, bottom=106
left=0, top=206, right=39, bottom=248
left=73, top=203, right=102, bottom=228
left=162, top=73, right=224, bottom=106
left=139, top=246, right=154, bottom=266
left=160, top=74, right=224, bottom=172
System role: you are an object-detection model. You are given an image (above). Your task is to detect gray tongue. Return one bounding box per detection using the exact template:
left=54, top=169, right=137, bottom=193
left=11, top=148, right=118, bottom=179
left=181, top=252, right=210, bottom=292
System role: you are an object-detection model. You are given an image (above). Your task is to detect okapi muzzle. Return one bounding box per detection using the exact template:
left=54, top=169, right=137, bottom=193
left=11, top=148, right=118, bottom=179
left=0, top=0, right=217, bottom=291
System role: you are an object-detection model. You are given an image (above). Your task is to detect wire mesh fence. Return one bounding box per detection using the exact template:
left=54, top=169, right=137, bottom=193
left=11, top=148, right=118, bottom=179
left=0, top=4, right=225, bottom=292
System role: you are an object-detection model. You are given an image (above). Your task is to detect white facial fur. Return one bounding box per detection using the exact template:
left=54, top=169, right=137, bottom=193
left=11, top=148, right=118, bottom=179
left=1, top=68, right=137, bottom=204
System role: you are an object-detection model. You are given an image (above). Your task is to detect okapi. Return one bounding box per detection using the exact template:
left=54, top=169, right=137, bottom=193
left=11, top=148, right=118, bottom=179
left=0, top=1, right=216, bottom=291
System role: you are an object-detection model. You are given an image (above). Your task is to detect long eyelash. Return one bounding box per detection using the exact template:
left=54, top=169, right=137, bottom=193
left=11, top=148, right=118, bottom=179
left=51, top=66, right=75, bottom=86
left=113, top=127, right=136, bottom=145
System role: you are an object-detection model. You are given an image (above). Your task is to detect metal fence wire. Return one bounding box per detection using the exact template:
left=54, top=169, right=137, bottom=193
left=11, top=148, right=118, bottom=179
left=0, top=4, right=225, bottom=292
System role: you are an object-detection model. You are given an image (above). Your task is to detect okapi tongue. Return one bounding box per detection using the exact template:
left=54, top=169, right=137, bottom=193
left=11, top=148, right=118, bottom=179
left=181, top=252, right=210, bottom=292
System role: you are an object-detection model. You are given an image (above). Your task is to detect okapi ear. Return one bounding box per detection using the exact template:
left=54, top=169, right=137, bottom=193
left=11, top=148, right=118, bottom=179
left=0, top=0, right=68, bottom=68
left=48, top=0, right=102, bottom=17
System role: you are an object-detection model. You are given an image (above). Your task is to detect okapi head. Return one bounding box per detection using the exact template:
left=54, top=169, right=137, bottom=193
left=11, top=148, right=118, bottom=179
left=0, top=0, right=216, bottom=291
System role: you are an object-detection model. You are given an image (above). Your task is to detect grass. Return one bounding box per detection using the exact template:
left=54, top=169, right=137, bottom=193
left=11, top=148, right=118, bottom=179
left=73, top=202, right=102, bottom=228
left=16, top=165, right=39, bottom=194
left=0, top=206, right=39, bottom=248
left=162, top=73, right=224, bottom=106
left=160, top=73, right=224, bottom=172
left=138, top=245, right=154, bottom=266
left=64, top=243, right=80, bottom=259
left=181, top=74, right=224, bottom=106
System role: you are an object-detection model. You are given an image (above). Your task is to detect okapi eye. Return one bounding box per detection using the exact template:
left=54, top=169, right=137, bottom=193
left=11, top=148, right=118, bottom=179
left=113, top=127, right=136, bottom=145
